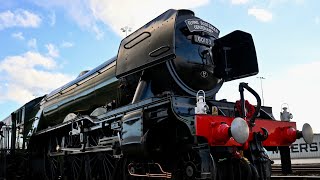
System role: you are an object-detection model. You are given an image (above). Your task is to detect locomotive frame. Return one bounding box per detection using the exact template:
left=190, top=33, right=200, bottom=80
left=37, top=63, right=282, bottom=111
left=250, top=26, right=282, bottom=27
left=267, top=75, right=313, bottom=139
left=0, top=9, right=314, bottom=180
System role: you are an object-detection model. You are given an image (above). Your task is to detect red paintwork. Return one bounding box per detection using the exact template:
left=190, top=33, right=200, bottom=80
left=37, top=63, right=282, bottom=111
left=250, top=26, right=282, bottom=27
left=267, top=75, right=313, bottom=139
left=195, top=115, right=298, bottom=147
left=210, top=122, right=230, bottom=145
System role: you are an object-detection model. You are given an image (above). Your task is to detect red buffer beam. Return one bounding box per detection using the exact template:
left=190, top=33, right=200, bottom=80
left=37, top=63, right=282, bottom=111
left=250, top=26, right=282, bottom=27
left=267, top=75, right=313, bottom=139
left=195, top=115, right=300, bottom=148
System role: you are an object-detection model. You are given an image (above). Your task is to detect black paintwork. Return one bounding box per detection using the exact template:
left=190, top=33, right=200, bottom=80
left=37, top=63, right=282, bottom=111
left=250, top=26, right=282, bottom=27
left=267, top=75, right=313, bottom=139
left=0, top=96, right=43, bottom=151
left=116, top=9, right=178, bottom=78
left=0, top=9, right=267, bottom=180
left=213, top=30, right=258, bottom=81
left=168, top=13, right=223, bottom=97
left=38, top=9, right=259, bottom=130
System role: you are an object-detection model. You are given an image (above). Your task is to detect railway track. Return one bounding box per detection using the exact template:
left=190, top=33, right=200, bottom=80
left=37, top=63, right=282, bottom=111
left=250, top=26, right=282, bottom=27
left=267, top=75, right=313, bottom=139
left=271, top=176, right=320, bottom=180
left=272, top=164, right=320, bottom=179
left=272, top=167, right=320, bottom=174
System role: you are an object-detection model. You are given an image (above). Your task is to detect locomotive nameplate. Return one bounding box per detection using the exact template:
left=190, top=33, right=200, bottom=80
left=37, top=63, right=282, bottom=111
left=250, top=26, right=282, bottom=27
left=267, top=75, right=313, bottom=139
left=193, top=35, right=214, bottom=47
left=185, top=19, right=220, bottom=38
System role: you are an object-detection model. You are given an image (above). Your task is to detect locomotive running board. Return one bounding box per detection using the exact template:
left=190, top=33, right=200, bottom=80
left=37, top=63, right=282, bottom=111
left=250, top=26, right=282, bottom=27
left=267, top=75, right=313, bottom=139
left=34, top=115, right=96, bottom=135
left=49, top=146, right=114, bottom=156
left=34, top=97, right=170, bottom=136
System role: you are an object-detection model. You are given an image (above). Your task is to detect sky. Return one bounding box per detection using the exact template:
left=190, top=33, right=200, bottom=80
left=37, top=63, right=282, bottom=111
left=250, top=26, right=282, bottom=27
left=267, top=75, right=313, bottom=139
left=0, top=0, right=319, bottom=133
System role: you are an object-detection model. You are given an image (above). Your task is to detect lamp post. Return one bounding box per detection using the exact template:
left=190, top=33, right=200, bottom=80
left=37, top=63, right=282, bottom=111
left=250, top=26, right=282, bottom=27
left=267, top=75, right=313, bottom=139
left=257, top=76, right=265, bottom=106
left=120, top=26, right=132, bottom=36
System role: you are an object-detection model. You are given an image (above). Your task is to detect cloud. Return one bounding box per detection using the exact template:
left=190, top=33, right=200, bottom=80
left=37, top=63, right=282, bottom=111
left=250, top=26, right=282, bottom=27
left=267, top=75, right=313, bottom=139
left=89, top=0, right=209, bottom=37
left=32, top=0, right=209, bottom=38
left=11, top=32, right=25, bottom=40
left=0, top=9, right=42, bottom=30
left=32, top=0, right=104, bottom=39
left=295, top=0, right=305, bottom=4
left=231, top=0, right=249, bottom=5
left=45, top=43, right=59, bottom=58
left=0, top=51, right=73, bottom=104
left=315, top=16, right=320, bottom=25
left=27, top=38, right=37, bottom=49
left=268, top=0, right=305, bottom=8
left=60, top=41, right=74, bottom=48
left=217, top=61, right=320, bottom=133
left=248, top=7, right=273, bottom=22
left=263, top=61, right=320, bottom=133
left=49, top=11, right=56, bottom=26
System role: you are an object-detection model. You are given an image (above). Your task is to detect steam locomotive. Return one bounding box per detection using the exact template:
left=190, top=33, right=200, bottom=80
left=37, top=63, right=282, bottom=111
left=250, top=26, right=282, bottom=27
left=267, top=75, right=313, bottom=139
left=0, top=9, right=314, bottom=180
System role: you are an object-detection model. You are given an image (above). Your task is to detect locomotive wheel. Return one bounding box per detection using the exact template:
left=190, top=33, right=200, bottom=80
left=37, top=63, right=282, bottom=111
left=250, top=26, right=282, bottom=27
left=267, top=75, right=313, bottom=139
left=172, top=151, right=203, bottom=180
left=65, top=154, right=84, bottom=180
left=45, top=155, right=64, bottom=180
left=45, top=136, right=64, bottom=180
left=65, top=153, right=114, bottom=180
left=87, top=152, right=114, bottom=180
left=216, top=158, right=258, bottom=180
left=5, top=150, right=29, bottom=180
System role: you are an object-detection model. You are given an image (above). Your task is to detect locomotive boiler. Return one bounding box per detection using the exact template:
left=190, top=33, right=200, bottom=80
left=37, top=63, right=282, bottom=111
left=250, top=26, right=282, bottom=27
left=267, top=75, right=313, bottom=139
left=0, top=9, right=314, bottom=180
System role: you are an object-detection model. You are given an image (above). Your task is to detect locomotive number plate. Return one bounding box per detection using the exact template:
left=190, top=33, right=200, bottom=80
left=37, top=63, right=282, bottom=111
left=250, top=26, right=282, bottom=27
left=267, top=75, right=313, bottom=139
left=185, top=19, right=220, bottom=38
left=193, top=35, right=214, bottom=47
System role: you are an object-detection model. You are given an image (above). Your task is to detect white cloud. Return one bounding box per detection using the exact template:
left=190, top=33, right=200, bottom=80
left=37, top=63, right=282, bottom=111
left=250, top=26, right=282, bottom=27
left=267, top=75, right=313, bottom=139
left=27, top=38, right=37, bottom=49
left=49, top=11, right=56, bottom=26
left=11, top=32, right=24, bottom=40
left=264, top=61, right=320, bottom=133
left=32, top=0, right=104, bottom=39
left=295, top=0, right=305, bottom=4
left=60, top=41, right=74, bottom=48
left=231, top=0, right=249, bottom=5
left=89, top=0, right=209, bottom=37
left=92, top=24, right=104, bottom=40
left=0, top=51, right=73, bottom=104
left=45, top=43, right=59, bottom=58
left=315, top=16, right=320, bottom=25
left=268, top=0, right=305, bottom=8
left=217, top=61, right=320, bottom=133
left=32, top=0, right=209, bottom=38
left=248, top=7, right=273, bottom=22
left=0, top=9, right=42, bottom=30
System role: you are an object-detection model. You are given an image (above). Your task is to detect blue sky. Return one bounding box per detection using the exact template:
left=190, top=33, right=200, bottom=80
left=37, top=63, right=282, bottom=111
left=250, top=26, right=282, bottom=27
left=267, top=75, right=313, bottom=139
left=0, top=0, right=319, bottom=132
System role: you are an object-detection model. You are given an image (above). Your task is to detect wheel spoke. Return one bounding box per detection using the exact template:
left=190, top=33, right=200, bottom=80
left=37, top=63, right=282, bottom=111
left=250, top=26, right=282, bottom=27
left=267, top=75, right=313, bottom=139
left=89, top=152, right=114, bottom=180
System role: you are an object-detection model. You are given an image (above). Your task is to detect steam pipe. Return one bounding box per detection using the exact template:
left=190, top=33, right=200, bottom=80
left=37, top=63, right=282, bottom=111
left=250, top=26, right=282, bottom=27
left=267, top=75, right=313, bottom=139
left=239, top=83, right=262, bottom=127
left=239, top=85, right=245, bottom=119
left=132, top=71, right=148, bottom=104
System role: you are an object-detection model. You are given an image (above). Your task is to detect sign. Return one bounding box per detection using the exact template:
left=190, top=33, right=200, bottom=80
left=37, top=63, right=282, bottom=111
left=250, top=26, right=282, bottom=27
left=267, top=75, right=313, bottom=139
left=185, top=19, right=220, bottom=38
left=268, top=134, right=320, bottom=159
left=193, top=35, right=214, bottom=47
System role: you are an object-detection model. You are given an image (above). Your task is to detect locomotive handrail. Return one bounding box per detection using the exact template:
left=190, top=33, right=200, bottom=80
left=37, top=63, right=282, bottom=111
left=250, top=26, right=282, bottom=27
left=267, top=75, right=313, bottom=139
left=34, top=96, right=171, bottom=135
left=34, top=115, right=95, bottom=135
left=239, top=82, right=261, bottom=127
left=95, top=96, right=170, bottom=123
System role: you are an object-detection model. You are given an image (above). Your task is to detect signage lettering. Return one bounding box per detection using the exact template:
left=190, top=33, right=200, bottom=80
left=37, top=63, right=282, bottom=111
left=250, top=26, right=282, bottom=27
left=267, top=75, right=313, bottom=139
left=271, top=142, right=320, bottom=154
left=185, top=19, right=220, bottom=38
left=193, top=35, right=214, bottom=47
left=291, top=143, right=299, bottom=153
left=310, top=142, right=318, bottom=152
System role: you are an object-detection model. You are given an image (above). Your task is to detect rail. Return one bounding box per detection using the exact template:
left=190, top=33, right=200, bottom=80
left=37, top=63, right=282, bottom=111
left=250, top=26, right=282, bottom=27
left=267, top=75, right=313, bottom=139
left=272, top=164, right=320, bottom=174
left=272, top=164, right=320, bottom=179
left=271, top=176, right=320, bottom=180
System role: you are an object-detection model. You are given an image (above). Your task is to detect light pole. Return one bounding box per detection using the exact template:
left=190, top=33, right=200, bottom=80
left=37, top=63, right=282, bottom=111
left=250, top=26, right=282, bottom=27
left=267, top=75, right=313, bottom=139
left=120, top=26, right=132, bottom=36
left=257, top=76, right=265, bottom=106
